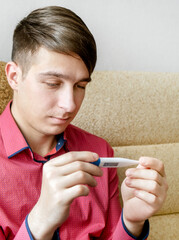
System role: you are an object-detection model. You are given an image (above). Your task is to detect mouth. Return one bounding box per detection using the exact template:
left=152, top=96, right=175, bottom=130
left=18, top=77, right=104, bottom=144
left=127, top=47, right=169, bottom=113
left=50, top=116, right=70, bottom=124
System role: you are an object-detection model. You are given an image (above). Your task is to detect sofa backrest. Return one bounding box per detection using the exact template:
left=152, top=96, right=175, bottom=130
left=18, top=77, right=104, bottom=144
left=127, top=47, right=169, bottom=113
left=73, top=71, right=179, bottom=146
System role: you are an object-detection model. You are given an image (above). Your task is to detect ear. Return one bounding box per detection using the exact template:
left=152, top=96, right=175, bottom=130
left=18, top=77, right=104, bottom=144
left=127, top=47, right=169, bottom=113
left=5, top=62, right=22, bottom=90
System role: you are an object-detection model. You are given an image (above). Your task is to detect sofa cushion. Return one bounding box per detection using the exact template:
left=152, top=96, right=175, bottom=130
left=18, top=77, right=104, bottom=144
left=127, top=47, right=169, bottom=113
left=148, top=213, right=179, bottom=240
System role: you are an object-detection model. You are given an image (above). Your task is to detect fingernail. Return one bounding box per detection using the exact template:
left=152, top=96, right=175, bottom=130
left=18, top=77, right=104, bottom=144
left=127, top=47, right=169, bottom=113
left=125, top=178, right=131, bottom=185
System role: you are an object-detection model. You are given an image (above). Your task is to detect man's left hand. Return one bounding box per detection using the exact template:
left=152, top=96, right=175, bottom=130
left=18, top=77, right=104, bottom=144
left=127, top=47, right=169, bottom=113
left=121, top=157, right=168, bottom=236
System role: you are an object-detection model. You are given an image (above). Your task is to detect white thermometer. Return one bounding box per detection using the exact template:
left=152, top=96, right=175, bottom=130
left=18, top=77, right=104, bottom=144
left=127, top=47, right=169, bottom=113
left=91, top=157, right=139, bottom=168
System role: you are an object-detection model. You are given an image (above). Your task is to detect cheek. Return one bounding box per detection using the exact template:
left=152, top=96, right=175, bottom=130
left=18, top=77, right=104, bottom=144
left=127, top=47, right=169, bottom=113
left=75, top=92, right=85, bottom=108
left=27, top=83, right=55, bottom=104
left=20, top=86, right=54, bottom=115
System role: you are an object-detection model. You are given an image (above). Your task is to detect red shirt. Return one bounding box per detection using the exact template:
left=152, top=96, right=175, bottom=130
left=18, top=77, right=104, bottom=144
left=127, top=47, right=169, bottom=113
left=0, top=102, right=149, bottom=239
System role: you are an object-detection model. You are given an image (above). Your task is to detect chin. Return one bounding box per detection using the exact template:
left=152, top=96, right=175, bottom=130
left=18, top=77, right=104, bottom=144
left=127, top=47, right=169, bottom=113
left=44, top=126, right=67, bottom=136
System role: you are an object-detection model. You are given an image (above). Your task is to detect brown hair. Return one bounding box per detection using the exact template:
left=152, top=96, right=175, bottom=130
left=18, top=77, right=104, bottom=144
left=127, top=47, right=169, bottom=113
left=12, top=6, right=97, bottom=75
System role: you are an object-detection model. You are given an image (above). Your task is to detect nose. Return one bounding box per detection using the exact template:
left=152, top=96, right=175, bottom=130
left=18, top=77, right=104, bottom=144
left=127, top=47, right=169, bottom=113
left=57, top=85, right=76, bottom=113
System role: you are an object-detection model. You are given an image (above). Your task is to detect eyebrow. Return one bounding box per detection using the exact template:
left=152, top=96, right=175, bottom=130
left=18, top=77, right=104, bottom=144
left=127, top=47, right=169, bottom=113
left=39, top=71, right=91, bottom=82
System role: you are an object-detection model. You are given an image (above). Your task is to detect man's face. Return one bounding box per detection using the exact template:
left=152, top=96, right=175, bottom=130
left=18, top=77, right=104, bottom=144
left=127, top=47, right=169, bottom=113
left=12, top=47, right=90, bottom=137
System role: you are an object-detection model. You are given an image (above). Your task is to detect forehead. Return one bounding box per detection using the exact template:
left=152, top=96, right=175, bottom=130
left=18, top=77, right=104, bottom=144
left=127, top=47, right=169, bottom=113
left=25, top=47, right=90, bottom=80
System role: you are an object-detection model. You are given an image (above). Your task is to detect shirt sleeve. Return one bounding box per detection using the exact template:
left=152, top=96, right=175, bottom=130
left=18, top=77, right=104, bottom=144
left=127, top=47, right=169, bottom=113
left=13, top=216, right=33, bottom=240
left=15, top=216, right=59, bottom=240
left=0, top=217, right=34, bottom=240
left=116, top=212, right=149, bottom=240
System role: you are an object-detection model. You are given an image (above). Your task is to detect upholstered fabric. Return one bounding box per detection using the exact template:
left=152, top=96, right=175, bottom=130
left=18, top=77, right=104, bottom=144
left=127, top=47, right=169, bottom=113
left=149, top=214, right=179, bottom=239
left=73, top=71, right=179, bottom=146
left=0, top=61, right=12, bottom=114
left=0, top=61, right=178, bottom=240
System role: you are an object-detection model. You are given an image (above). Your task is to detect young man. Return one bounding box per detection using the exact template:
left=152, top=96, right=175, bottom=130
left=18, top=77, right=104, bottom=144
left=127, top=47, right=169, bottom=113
left=0, top=6, right=168, bottom=240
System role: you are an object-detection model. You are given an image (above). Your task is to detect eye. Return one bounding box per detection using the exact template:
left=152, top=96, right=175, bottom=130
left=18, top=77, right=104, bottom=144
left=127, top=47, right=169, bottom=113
left=76, top=85, right=86, bottom=89
left=76, top=81, right=88, bottom=90
left=46, top=82, right=59, bottom=87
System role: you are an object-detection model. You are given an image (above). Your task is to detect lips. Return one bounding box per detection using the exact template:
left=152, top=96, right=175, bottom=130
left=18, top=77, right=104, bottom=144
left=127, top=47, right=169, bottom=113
left=55, top=117, right=69, bottom=120
left=50, top=116, right=70, bottom=124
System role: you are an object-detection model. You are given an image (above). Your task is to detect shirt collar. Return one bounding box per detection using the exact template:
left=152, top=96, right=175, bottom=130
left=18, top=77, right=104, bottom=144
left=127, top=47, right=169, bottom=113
left=0, top=101, right=29, bottom=158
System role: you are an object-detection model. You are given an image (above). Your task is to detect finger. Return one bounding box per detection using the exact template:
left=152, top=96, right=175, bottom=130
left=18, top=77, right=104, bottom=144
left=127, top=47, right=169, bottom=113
left=126, top=168, right=163, bottom=185
left=58, top=160, right=103, bottom=177
left=139, top=157, right=166, bottom=177
left=50, top=151, right=99, bottom=166
left=62, top=171, right=98, bottom=188
left=134, top=189, right=159, bottom=206
left=64, top=185, right=90, bottom=204
left=125, top=178, right=163, bottom=196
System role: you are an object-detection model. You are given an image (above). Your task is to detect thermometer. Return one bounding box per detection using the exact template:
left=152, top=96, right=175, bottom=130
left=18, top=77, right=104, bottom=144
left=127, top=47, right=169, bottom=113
left=91, top=157, right=138, bottom=168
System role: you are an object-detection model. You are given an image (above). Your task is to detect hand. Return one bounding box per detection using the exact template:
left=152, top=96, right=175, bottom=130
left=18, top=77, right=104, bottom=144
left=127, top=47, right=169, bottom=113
left=28, top=151, right=102, bottom=240
left=121, top=157, right=168, bottom=237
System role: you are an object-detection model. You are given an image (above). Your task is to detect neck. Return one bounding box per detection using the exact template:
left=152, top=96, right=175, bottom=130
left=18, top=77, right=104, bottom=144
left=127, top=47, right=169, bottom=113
left=27, top=134, right=57, bottom=157
left=22, top=127, right=57, bottom=157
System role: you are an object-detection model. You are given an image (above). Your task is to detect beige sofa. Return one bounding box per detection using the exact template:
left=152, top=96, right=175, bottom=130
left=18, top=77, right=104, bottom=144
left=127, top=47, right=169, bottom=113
left=0, top=61, right=179, bottom=239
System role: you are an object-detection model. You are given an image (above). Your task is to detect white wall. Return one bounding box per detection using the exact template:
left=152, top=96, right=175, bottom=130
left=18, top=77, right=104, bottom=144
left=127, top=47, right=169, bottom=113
left=0, top=0, right=179, bottom=72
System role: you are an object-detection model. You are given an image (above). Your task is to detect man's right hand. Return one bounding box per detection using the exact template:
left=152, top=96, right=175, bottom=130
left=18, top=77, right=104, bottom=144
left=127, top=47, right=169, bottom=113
left=28, top=151, right=102, bottom=240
